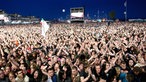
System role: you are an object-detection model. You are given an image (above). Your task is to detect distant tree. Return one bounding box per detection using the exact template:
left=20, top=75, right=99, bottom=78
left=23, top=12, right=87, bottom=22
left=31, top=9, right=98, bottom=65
left=109, top=10, right=116, bottom=20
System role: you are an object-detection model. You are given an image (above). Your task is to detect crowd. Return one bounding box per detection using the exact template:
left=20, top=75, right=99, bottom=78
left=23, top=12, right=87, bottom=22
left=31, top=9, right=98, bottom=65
left=0, top=22, right=146, bottom=82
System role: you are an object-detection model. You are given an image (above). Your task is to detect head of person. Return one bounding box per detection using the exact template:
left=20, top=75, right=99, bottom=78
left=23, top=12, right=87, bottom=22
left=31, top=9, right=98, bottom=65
left=91, top=50, right=97, bottom=56
left=0, top=69, right=4, bottom=79
left=133, top=67, right=141, bottom=75
left=58, top=70, right=66, bottom=81
left=72, top=66, right=78, bottom=77
left=79, top=61, right=86, bottom=71
left=8, top=72, right=15, bottom=81
left=33, top=69, right=42, bottom=80
left=20, top=63, right=28, bottom=75
left=74, top=57, right=80, bottom=66
left=105, top=62, right=110, bottom=70
left=66, top=56, right=72, bottom=65
left=48, top=67, right=54, bottom=77
left=52, top=55, right=58, bottom=63
left=120, top=61, right=127, bottom=70
left=4, top=64, right=11, bottom=76
left=95, top=64, right=101, bottom=74
left=63, top=64, right=71, bottom=77
left=54, top=62, right=60, bottom=72
left=126, top=73, right=134, bottom=82
left=61, top=57, right=66, bottom=66
left=107, top=67, right=121, bottom=82
left=16, top=69, right=24, bottom=79
left=30, top=63, right=37, bottom=71
left=128, top=59, right=135, bottom=67
left=33, top=70, right=38, bottom=79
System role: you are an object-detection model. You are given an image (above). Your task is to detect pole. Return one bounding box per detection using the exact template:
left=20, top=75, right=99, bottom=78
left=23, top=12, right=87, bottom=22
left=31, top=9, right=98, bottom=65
left=126, top=0, right=127, bottom=21
left=98, top=10, right=99, bottom=19
left=124, top=0, right=127, bottom=21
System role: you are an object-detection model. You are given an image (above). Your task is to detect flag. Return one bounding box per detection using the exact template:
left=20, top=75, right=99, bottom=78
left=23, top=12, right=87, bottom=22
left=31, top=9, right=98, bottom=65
left=40, top=18, right=49, bottom=37
left=124, top=0, right=127, bottom=7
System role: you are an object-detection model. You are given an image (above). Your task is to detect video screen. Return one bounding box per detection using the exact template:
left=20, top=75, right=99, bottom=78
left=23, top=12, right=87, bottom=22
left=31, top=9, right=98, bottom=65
left=71, top=12, right=84, bottom=18
left=70, top=7, right=84, bottom=20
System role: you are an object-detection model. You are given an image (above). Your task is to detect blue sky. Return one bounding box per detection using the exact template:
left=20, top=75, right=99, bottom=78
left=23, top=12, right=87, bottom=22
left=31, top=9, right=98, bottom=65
left=0, top=0, right=146, bottom=20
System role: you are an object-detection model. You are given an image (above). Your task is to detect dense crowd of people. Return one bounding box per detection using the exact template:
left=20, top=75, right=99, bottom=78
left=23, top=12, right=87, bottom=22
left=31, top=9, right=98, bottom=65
left=0, top=22, right=146, bottom=82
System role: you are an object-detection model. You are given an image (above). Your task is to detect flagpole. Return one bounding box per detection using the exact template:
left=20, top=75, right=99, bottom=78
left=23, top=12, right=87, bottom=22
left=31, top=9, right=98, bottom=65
left=126, top=0, right=127, bottom=21
left=98, top=10, right=99, bottom=19
left=125, top=0, right=127, bottom=21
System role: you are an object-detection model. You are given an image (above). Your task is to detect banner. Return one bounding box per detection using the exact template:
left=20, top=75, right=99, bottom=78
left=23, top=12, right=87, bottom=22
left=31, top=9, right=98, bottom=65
left=40, top=18, right=49, bottom=37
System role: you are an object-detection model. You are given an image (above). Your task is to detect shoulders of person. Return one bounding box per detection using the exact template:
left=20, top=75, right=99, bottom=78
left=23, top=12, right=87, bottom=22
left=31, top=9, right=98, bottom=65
left=52, top=74, right=57, bottom=78
left=0, top=77, right=9, bottom=82
left=15, top=77, right=19, bottom=80
left=119, top=73, right=128, bottom=82
left=79, top=70, right=87, bottom=77
left=65, top=77, right=71, bottom=82
left=52, top=74, right=57, bottom=82
left=79, top=70, right=86, bottom=74
left=74, top=75, right=81, bottom=81
left=15, top=77, right=24, bottom=82
left=24, top=75, right=29, bottom=82
left=139, top=72, right=146, bottom=78
left=47, top=78, right=53, bottom=82
left=119, top=72, right=127, bottom=78
left=140, top=73, right=146, bottom=82
left=29, top=78, right=36, bottom=82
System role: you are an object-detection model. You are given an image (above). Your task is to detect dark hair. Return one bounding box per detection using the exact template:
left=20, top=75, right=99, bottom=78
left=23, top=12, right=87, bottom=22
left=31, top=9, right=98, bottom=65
left=22, top=62, right=28, bottom=69
left=53, top=62, right=61, bottom=70
left=8, top=72, right=16, bottom=79
left=128, top=59, right=136, bottom=67
left=32, top=69, right=42, bottom=82
left=58, top=70, right=66, bottom=81
left=48, top=67, right=54, bottom=72
left=121, top=61, right=126, bottom=64
left=41, top=74, right=48, bottom=82
left=63, top=64, right=71, bottom=77
left=133, top=67, right=141, bottom=73
left=106, top=67, right=117, bottom=82
left=126, top=73, right=134, bottom=82
left=16, top=69, right=24, bottom=76
left=72, top=66, right=78, bottom=70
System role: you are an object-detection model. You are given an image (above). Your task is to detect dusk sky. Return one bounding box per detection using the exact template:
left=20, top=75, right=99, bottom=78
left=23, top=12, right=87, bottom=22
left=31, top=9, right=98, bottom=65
left=0, top=0, right=146, bottom=20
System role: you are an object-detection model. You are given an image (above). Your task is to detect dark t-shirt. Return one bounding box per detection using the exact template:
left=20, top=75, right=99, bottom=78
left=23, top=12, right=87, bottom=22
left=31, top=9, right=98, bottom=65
left=0, top=77, right=9, bottom=82
left=80, top=70, right=93, bottom=82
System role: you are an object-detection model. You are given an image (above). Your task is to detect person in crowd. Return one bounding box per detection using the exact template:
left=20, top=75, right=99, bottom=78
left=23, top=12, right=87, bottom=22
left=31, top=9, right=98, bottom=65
left=29, top=69, right=42, bottom=82
left=62, top=64, right=71, bottom=79
left=0, top=69, right=9, bottom=82
left=79, top=61, right=96, bottom=82
left=93, top=64, right=107, bottom=82
left=53, top=62, right=61, bottom=82
left=8, top=72, right=16, bottom=82
left=15, top=69, right=29, bottom=82
left=58, top=69, right=71, bottom=82
left=120, top=61, right=129, bottom=73
left=41, top=67, right=57, bottom=82
left=4, top=64, right=11, bottom=78
left=127, top=59, right=136, bottom=73
left=107, top=67, right=128, bottom=82
left=71, top=66, right=80, bottom=82
left=132, top=66, right=146, bottom=82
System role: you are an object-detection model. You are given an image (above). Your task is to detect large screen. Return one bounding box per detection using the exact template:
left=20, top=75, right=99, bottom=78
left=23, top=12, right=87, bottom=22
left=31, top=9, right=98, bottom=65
left=70, top=7, right=84, bottom=22
left=71, top=12, right=84, bottom=18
